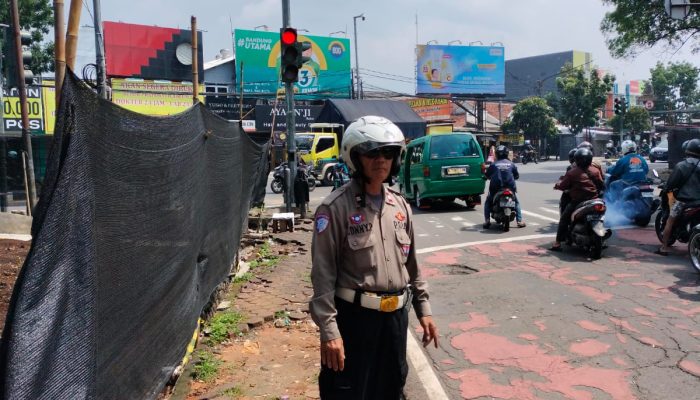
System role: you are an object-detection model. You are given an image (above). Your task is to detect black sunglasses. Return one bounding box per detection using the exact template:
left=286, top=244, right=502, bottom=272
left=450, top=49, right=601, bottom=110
left=365, top=147, right=398, bottom=160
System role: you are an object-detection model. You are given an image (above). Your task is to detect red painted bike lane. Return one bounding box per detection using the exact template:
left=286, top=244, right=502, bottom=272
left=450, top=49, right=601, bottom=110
left=412, top=228, right=700, bottom=400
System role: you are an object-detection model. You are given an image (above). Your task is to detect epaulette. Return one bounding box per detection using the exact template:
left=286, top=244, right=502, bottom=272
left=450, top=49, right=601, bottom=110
left=320, top=186, right=347, bottom=206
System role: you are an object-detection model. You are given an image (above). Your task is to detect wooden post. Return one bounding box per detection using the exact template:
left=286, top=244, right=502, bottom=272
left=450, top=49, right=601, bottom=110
left=65, top=0, right=82, bottom=69
left=54, top=0, right=66, bottom=104
left=191, top=16, right=198, bottom=105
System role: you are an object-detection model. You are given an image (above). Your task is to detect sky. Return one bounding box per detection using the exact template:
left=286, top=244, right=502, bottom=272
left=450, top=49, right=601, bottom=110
left=72, top=0, right=697, bottom=94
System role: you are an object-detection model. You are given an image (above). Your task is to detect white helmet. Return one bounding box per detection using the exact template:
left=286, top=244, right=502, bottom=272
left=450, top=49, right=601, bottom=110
left=341, top=115, right=406, bottom=176
left=621, top=140, right=637, bottom=154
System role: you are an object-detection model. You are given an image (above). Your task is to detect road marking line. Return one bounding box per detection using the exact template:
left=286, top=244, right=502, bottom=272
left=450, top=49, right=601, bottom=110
left=450, top=216, right=464, bottom=221
left=407, top=330, right=450, bottom=400
left=435, top=225, right=445, bottom=228
left=462, top=221, right=478, bottom=227
left=539, top=207, right=560, bottom=215
left=521, top=210, right=559, bottom=223
left=417, top=234, right=555, bottom=254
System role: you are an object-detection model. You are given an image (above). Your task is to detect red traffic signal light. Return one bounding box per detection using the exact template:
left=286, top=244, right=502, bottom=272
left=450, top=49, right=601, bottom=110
left=281, top=28, right=297, bottom=45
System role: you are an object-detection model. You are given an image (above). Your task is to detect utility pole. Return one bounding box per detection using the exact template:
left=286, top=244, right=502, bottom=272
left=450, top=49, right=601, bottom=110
left=92, top=0, right=107, bottom=98
left=0, top=25, right=8, bottom=212
left=10, top=0, right=37, bottom=210
left=282, top=0, right=297, bottom=213
left=353, top=14, right=364, bottom=100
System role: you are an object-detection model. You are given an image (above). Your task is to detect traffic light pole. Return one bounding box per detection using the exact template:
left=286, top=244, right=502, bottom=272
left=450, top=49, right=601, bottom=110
left=0, top=26, right=8, bottom=212
left=10, top=0, right=37, bottom=211
left=282, top=0, right=298, bottom=215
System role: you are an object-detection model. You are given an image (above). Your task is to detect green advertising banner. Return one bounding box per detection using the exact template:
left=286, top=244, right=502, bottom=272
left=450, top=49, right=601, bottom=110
left=234, top=29, right=351, bottom=99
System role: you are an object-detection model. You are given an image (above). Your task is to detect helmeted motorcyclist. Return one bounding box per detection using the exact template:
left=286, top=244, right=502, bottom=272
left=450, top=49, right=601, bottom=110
left=640, top=139, right=651, bottom=155
left=483, top=145, right=526, bottom=229
left=331, top=157, right=350, bottom=191
left=559, top=148, right=578, bottom=214
left=577, top=141, right=604, bottom=176
left=551, top=148, right=605, bottom=251
left=605, top=140, right=649, bottom=201
left=657, top=138, right=700, bottom=255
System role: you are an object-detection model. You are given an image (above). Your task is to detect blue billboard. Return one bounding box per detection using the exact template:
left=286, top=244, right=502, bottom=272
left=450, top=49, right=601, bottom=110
left=416, top=45, right=505, bottom=95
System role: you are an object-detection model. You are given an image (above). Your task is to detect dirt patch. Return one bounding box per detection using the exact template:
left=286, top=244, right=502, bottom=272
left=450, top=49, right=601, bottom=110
left=186, top=321, right=320, bottom=400
left=0, top=239, right=29, bottom=332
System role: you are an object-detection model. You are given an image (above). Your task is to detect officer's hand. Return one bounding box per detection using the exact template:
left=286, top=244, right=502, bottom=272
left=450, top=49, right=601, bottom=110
left=419, top=316, right=439, bottom=348
left=320, top=338, right=345, bottom=372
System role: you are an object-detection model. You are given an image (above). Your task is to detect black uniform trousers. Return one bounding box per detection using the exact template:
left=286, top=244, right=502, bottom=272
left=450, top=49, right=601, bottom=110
left=319, top=297, right=409, bottom=400
left=557, top=201, right=580, bottom=242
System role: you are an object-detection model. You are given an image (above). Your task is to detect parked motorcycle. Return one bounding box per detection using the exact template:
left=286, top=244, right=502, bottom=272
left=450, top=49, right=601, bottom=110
left=604, top=179, right=659, bottom=227
left=270, top=164, right=316, bottom=194
left=689, top=224, right=700, bottom=273
left=520, top=150, right=538, bottom=165
left=654, top=181, right=700, bottom=248
left=490, top=188, right=517, bottom=232
left=564, top=199, right=612, bottom=259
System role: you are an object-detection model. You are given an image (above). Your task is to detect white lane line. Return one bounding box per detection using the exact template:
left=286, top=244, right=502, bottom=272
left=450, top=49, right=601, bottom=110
left=450, top=216, right=464, bottom=221
left=462, top=221, right=478, bottom=227
left=407, top=330, right=450, bottom=400
left=435, top=225, right=445, bottom=228
left=417, top=234, right=555, bottom=254
left=539, top=207, right=560, bottom=215
left=521, top=210, right=559, bottom=223
left=418, top=233, right=430, bottom=237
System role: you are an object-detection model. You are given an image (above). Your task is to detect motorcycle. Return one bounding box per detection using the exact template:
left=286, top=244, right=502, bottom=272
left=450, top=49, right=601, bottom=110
left=490, top=188, right=517, bottom=232
left=654, top=181, right=700, bottom=248
left=564, top=198, right=612, bottom=259
left=270, top=164, right=316, bottom=194
left=604, top=178, right=660, bottom=227
left=689, top=224, right=700, bottom=273
left=520, top=150, right=538, bottom=165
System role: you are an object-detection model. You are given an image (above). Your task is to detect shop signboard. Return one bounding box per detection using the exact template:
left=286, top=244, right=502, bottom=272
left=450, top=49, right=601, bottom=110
left=255, top=104, right=322, bottom=132
left=234, top=29, right=351, bottom=99
left=416, top=45, right=505, bottom=95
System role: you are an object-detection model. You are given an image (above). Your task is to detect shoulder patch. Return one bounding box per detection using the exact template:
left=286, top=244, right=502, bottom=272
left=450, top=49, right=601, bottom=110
left=320, top=186, right=347, bottom=206
left=316, top=213, right=330, bottom=233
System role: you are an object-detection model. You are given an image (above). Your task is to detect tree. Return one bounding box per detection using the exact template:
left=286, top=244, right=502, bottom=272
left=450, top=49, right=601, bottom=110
left=600, top=0, right=700, bottom=59
left=556, top=64, right=615, bottom=134
left=504, top=96, right=558, bottom=147
left=0, top=0, right=54, bottom=75
left=649, top=61, right=700, bottom=122
left=606, top=106, right=652, bottom=134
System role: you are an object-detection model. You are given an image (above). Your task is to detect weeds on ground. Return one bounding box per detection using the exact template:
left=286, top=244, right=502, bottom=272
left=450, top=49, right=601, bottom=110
left=222, top=385, right=243, bottom=398
left=207, top=311, right=245, bottom=345
left=233, top=272, right=253, bottom=283
left=192, top=350, right=221, bottom=382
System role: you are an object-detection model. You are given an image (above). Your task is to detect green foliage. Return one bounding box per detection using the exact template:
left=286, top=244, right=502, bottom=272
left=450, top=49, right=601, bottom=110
left=600, top=0, right=700, bottom=59
left=207, top=311, right=244, bottom=345
left=507, top=97, right=558, bottom=142
left=649, top=61, right=700, bottom=122
left=192, top=350, right=222, bottom=382
left=606, top=106, right=652, bottom=133
left=233, top=272, right=253, bottom=283
left=556, top=64, right=615, bottom=134
left=0, top=0, right=54, bottom=74
left=222, top=386, right=243, bottom=398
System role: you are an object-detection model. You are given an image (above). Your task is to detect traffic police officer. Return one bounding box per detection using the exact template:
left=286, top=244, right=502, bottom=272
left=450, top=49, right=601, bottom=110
left=310, top=116, right=438, bottom=399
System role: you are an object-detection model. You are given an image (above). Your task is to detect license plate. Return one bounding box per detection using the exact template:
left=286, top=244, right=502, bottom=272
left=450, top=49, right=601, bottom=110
left=642, top=192, right=654, bottom=198
left=500, top=200, right=516, bottom=208
left=587, top=215, right=603, bottom=221
left=446, top=167, right=467, bottom=175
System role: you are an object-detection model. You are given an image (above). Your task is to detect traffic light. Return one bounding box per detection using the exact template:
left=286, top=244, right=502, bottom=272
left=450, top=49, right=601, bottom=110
left=280, top=27, right=300, bottom=83
left=1, top=30, right=34, bottom=88
left=614, top=97, right=621, bottom=115
left=621, top=97, right=627, bottom=114
left=296, top=40, right=311, bottom=68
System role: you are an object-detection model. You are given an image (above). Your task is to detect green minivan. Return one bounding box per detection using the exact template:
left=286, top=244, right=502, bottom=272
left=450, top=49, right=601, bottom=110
left=398, top=133, right=486, bottom=208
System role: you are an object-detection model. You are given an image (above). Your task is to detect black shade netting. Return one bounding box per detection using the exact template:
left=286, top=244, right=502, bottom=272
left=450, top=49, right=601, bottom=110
left=0, top=70, right=267, bottom=399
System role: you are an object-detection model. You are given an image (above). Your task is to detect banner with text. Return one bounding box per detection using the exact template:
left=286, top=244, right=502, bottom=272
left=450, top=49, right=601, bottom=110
left=406, top=98, right=452, bottom=121
left=234, top=29, right=351, bottom=99
left=111, top=79, right=204, bottom=116
left=2, top=87, right=45, bottom=133
left=255, top=104, right=322, bottom=132
left=416, top=45, right=505, bottom=95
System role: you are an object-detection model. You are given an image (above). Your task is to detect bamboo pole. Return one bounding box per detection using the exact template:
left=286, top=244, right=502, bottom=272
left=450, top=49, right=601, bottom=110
left=191, top=16, right=198, bottom=105
left=54, top=0, right=66, bottom=104
left=65, top=0, right=82, bottom=69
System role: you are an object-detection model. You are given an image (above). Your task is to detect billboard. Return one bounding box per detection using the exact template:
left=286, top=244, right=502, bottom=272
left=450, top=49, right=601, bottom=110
left=111, top=78, right=203, bottom=116
left=104, top=21, right=204, bottom=82
left=416, top=45, right=505, bottom=95
left=2, top=87, right=45, bottom=133
left=255, top=104, right=322, bottom=132
left=406, top=98, right=452, bottom=121
left=234, top=29, right=351, bottom=99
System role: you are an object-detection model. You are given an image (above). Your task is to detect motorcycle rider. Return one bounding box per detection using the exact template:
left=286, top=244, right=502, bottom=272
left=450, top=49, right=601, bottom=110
left=522, top=140, right=536, bottom=162
left=605, top=140, right=649, bottom=201
left=577, top=141, right=604, bottom=176
left=657, top=138, right=700, bottom=256
left=551, top=148, right=605, bottom=251
left=483, top=145, right=526, bottom=229
left=559, top=148, right=578, bottom=214
left=640, top=139, right=651, bottom=156
left=331, top=157, right=350, bottom=191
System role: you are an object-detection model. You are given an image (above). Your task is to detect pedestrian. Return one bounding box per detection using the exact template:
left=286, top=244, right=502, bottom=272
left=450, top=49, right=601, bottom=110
left=310, top=116, right=438, bottom=399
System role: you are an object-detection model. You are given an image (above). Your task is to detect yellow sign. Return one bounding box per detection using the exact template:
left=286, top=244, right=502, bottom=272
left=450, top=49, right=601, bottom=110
left=2, top=86, right=44, bottom=133
left=111, top=79, right=204, bottom=116
left=42, top=81, right=56, bottom=134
